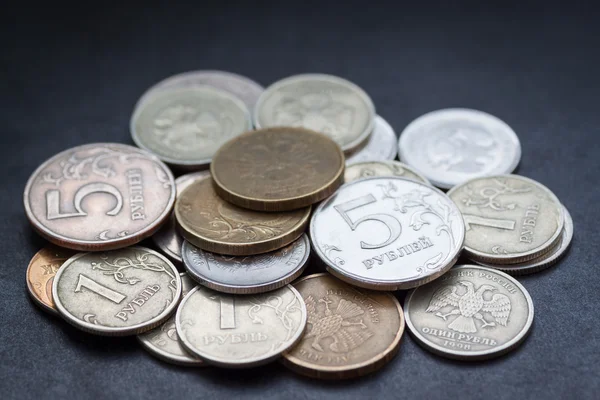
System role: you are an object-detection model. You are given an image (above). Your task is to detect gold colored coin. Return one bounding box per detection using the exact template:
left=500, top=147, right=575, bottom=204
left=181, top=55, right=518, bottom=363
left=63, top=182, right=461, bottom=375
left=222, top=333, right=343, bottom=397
left=210, top=127, right=345, bottom=211
left=175, top=175, right=311, bottom=255
left=281, top=273, right=405, bottom=380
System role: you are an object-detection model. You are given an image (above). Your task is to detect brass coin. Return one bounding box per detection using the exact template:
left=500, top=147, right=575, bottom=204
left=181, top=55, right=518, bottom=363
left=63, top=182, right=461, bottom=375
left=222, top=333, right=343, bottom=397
left=175, top=175, right=311, bottom=256
left=26, top=246, right=76, bottom=315
left=210, top=127, right=345, bottom=211
left=281, top=273, right=405, bottom=380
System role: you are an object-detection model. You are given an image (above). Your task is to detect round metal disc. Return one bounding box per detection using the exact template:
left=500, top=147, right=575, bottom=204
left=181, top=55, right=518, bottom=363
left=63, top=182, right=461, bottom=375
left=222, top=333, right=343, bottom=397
left=345, top=115, right=398, bottom=164
left=344, top=160, right=430, bottom=185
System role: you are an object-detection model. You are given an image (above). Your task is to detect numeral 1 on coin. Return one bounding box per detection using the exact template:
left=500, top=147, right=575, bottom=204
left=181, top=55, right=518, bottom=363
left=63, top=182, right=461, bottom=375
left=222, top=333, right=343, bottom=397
left=463, top=214, right=515, bottom=231
left=75, top=274, right=126, bottom=304
left=218, top=297, right=236, bottom=329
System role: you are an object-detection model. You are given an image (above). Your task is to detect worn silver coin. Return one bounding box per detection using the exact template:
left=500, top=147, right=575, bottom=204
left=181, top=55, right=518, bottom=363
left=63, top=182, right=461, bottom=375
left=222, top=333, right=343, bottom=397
left=448, top=174, right=564, bottom=264
left=345, top=160, right=430, bottom=185
left=176, top=285, right=307, bottom=368
left=53, top=247, right=182, bottom=336
left=254, top=74, right=375, bottom=153
left=398, top=108, right=521, bottom=189
left=182, top=234, right=310, bottom=294
left=152, top=171, right=210, bottom=263
left=135, top=70, right=265, bottom=111
left=137, top=273, right=203, bottom=366
left=345, top=116, right=398, bottom=164
left=404, top=264, right=534, bottom=360
left=131, top=86, right=252, bottom=168
left=310, top=177, right=465, bottom=291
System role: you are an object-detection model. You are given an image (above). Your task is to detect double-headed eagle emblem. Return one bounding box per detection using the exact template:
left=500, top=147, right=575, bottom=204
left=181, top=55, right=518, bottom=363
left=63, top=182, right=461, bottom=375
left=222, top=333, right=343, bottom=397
left=426, top=281, right=511, bottom=333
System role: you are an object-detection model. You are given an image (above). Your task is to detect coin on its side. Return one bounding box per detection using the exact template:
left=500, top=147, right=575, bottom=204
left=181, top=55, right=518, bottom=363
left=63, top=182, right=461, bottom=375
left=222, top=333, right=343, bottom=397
left=24, top=143, right=175, bottom=251
left=152, top=171, right=210, bottom=263
left=254, top=74, right=375, bottom=153
left=345, top=116, right=398, bottom=164
left=176, top=284, right=307, bottom=368
left=344, top=160, right=430, bottom=185
left=135, top=70, right=264, bottom=111
left=398, top=108, right=522, bottom=189
left=404, top=265, right=534, bottom=360
left=211, top=127, right=344, bottom=211
left=53, top=247, right=181, bottom=336
left=311, top=177, right=465, bottom=291
left=137, top=273, right=203, bottom=366
left=281, top=273, right=404, bottom=379
left=26, top=246, right=76, bottom=315
left=175, top=175, right=311, bottom=256
left=182, top=234, right=310, bottom=294
left=131, top=86, right=252, bottom=169
left=448, top=175, right=564, bottom=264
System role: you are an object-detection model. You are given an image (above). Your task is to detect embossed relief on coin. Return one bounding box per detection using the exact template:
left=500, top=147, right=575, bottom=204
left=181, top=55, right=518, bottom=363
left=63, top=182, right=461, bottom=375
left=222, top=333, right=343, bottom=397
left=344, top=116, right=398, bottom=164
left=27, top=246, right=76, bottom=313
left=344, top=161, right=429, bottom=184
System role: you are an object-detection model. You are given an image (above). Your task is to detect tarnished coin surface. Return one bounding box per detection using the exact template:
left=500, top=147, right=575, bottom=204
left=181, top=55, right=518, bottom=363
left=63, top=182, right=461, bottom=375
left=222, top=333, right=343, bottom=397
left=26, top=246, right=76, bottom=315
left=398, top=108, right=521, bottom=189
left=176, top=284, right=307, bottom=368
left=448, top=175, right=564, bottom=263
left=281, top=273, right=404, bottom=379
left=404, top=265, right=534, bottom=360
left=131, top=86, right=252, bottom=168
left=344, top=161, right=430, bottom=185
left=211, top=128, right=344, bottom=211
left=24, top=143, right=175, bottom=251
left=152, top=171, right=210, bottom=263
left=311, top=177, right=465, bottom=290
left=53, top=247, right=181, bottom=336
left=182, top=234, right=310, bottom=294
left=254, top=74, right=375, bottom=153
left=478, top=205, right=573, bottom=275
left=137, top=273, right=203, bottom=366
left=135, top=70, right=264, bottom=111
left=175, top=175, right=310, bottom=255
left=345, top=116, right=398, bottom=164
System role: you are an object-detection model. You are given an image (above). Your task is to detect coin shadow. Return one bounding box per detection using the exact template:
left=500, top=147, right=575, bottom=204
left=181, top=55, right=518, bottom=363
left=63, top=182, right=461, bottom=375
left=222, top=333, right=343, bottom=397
left=55, top=321, right=140, bottom=358
left=182, top=362, right=286, bottom=389
left=24, top=225, right=48, bottom=252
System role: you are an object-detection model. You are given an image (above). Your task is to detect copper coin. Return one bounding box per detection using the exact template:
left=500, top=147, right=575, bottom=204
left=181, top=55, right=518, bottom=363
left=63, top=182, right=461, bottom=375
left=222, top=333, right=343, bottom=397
left=24, top=143, right=176, bottom=251
left=26, top=246, right=77, bottom=315
left=210, top=127, right=345, bottom=211
left=281, top=273, right=405, bottom=380
left=175, top=175, right=311, bottom=256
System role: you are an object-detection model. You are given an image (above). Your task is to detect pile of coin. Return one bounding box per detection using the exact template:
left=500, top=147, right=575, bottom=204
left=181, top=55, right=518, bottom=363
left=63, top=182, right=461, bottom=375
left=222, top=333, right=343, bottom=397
left=23, top=70, right=572, bottom=378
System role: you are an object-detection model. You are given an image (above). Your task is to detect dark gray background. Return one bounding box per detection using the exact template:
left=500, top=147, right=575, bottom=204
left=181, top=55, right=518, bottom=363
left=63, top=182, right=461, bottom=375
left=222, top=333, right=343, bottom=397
left=1, top=2, right=598, bottom=399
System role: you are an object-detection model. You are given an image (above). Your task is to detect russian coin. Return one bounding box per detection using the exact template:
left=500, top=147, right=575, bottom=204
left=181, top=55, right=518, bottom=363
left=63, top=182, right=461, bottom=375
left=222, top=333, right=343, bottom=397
left=176, top=284, right=307, bottom=368
left=344, top=160, right=430, bottom=185
left=310, top=177, right=465, bottom=291
left=137, top=273, right=203, bottom=366
left=175, top=175, right=310, bottom=256
left=152, top=171, right=210, bottom=263
left=448, top=175, right=564, bottom=263
left=345, top=116, right=398, bottom=164
left=131, top=86, right=252, bottom=169
left=182, top=234, right=310, bottom=294
left=53, top=246, right=181, bottom=336
left=404, top=264, right=534, bottom=360
left=398, top=108, right=521, bottom=189
left=478, top=205, right=573, bottom=275
left=281, top=273, right=404, bottom=379
left=254, top=74, right=375, bottom=153
left=26, top=246, right=76, bottom=315
left=211, top=127, right=345, bottom=211
left=24, top=143, right=175, bottom=251
left=135, top=70, right=264, bottom=111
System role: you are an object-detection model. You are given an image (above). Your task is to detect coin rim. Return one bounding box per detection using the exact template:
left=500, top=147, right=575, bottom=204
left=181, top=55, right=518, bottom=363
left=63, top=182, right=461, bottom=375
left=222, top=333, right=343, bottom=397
left=23, top=143, right=176, bottom=251
left=52, top=246, right=182, bottom=336
left=130, top=86, right=252, bottom=168
left=280, top=272, right=405, bottom=379
left=176, top=284, right=307, bottom=368
left=344, top=160, right=431, bottom=185
left=345, top=115, right=398, bottom=164
left=398, top=108, right=522, bottom=189
left=181, top=234, right=311, bottom=294
left=447, top=174, right=565, bottom=263
left=310, top=176, right=465, bottom=291
left=26, top=248, right=62, bottom=316
left=404, top=264, right=534, bottom=360
left=210, top=127, right=345, bottom=211
left=253, top=73, right=376, bottom=153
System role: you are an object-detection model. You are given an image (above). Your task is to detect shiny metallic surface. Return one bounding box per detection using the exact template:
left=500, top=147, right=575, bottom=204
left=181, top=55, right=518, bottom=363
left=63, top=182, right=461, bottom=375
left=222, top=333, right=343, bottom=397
left=345, top=116, right=397, bottom=164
